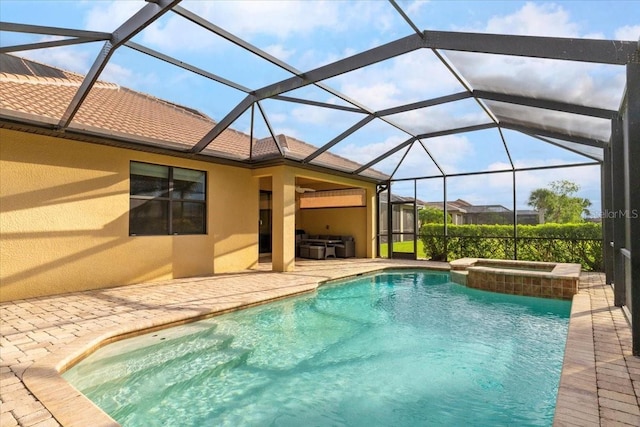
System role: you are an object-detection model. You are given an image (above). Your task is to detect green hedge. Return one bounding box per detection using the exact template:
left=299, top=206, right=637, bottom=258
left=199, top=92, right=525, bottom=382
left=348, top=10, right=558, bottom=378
left=419, top=223, right=602, bottom=271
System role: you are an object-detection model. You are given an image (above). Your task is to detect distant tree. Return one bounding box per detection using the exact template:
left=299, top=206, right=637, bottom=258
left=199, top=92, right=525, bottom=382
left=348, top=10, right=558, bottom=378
left=418, top=206, right=451, bottom=224
left=527, top=180, right=591, bottom=223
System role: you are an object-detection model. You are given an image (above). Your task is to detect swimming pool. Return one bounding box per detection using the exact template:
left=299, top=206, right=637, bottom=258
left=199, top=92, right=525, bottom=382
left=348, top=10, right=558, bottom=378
left=63, top=270, right=570, bottom=426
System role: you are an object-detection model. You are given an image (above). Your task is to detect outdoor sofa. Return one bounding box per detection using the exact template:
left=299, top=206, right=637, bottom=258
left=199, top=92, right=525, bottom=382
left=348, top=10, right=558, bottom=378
left=296, top=233, right=355, bottom=259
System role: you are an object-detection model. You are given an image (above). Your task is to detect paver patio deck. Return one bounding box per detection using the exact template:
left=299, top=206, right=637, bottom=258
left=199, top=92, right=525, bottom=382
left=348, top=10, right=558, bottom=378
left=1, top=258, right=639, bottom=426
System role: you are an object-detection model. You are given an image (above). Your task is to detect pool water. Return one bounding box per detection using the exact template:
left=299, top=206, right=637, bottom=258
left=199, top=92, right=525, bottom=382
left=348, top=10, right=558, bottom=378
left=63, top=271, right=571, bottom=426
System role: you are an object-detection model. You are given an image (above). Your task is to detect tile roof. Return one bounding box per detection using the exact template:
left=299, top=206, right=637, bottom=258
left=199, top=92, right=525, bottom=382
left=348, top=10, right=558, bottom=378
left=0, top=55, right=221, bottom=150
left=0, top=54, right=388, bottom=180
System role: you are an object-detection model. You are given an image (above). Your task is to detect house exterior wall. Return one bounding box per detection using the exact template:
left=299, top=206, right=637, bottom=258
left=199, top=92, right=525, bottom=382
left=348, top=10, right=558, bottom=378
left=0, top=129, right=258, bottom=301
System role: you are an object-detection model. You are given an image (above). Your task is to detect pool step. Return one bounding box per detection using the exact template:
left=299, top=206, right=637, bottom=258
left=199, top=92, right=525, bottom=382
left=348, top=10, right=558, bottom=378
left=93, top=346, right=253, bottom=418
left=69, top=331, right=237, bottom=392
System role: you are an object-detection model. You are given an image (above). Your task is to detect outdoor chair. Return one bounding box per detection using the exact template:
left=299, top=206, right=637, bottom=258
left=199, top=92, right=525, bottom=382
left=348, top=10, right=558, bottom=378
left=335, top=237, right=355, bottom=258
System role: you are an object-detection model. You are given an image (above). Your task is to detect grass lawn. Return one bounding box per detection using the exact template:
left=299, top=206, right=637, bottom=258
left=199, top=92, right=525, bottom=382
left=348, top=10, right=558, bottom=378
left=379, top=240, right=427, bottom=258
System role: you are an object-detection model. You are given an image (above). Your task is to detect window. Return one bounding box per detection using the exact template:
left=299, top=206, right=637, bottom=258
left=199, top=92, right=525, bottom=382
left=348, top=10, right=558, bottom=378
left=298, top=188, right=366, bottom=209
left=129, top=162, right=206, bottom=235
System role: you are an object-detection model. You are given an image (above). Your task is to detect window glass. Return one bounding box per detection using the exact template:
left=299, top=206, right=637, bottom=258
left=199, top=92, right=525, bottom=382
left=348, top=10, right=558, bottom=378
left=130, top=199, right=169, bottom=235
left=172, top=168, right=205, bottom=200
left=130, top=163, right=169, bottom=198
left=172, top=202, right=206, bottom=234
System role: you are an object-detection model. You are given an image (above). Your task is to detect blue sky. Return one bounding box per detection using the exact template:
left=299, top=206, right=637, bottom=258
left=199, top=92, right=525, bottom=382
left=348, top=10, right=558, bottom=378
left=2, top=1, right=639, bottom=216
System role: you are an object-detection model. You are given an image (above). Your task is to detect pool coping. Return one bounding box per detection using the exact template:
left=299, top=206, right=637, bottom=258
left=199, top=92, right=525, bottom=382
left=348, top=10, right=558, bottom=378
left=4, top=259, right=639, bottom=426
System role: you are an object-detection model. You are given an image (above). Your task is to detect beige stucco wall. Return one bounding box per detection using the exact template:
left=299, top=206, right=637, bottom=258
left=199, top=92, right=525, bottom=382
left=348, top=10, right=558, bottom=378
left=0, top=129, right=258, bottom=301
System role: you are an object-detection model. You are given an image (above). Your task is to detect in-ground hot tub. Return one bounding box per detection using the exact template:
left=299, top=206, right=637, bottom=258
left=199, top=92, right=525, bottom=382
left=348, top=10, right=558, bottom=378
left=449, top=258, right=581, bottom=300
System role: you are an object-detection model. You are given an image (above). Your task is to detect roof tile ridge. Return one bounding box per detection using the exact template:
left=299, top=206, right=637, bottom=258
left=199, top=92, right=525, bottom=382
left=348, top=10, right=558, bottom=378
left=282, top=133, right=359, bottom=165
left=222, top=125, right=254, bottom=141
left=118, top=86, right=215, bottom=123
left=278, top=134, right=289, bottom=149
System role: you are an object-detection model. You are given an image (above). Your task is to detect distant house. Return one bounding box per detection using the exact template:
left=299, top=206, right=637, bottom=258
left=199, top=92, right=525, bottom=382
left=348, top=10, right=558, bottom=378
left=423, top=199, right=543, bottom=225
left=378, top=193, right=427, bottom=241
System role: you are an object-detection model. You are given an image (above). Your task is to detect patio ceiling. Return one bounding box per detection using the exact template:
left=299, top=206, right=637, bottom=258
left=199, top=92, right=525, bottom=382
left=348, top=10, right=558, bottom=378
left=1, top=0, right=638, bottom=182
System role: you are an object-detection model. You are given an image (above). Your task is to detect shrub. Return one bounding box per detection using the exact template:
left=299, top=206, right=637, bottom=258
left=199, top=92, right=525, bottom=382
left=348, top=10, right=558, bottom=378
left=419, top=223, right=602, bottom=271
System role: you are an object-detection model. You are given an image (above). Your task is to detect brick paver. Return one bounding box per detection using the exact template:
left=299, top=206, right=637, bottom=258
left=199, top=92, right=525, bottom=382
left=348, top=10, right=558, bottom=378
left=1, top=260, right=638, bottom=426
left=554, top=272, right=640, bottom=426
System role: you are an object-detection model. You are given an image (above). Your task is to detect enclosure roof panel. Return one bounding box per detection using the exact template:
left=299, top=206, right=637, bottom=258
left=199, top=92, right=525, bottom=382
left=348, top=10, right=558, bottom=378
left=1, top=1, right=637, bottom=182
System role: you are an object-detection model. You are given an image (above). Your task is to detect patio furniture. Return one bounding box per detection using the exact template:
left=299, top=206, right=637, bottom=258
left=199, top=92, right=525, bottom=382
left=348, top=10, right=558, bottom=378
left=297, top=235, right=354, bottom=259
left=299, top=244, right=311, bottom=259
left=301, top=237, right=342, bottom=259
left=325, top=245, right=336, bottom=258
left=295, top=230, right=308, bottom=257
left=307, top=245, right=325, bottom=259
left=334, top=236, right=355, bottom=258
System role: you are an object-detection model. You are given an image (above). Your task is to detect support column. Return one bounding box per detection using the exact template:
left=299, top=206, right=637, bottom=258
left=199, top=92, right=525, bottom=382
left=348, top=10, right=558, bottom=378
left=387, top=181, right=392, bottom=258
left=626, top=60, right=640, bottom=355
left=271, top=167, right=296, bottom=272
left=602, top=142, right=614, bottom=285
left=612, top=115, right=626, bottom=307
left=513, top=170, right=517, bottom=260
left=366, top=186, right=377, bottom=258
left=443, top=176, right=448, bottom=261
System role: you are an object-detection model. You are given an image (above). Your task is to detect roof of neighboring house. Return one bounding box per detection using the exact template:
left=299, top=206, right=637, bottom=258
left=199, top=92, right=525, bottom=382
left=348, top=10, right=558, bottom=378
left=423, top=201, right=468, bottom=213
left=0, top=53, right=387, bottom=180
left=464, top=204, right=511, bottom=213
left=424, top=200, right=541, bottom=216
left=386, top=194, right=427, bottom=205
left=516, top=210, right=540, bottom=215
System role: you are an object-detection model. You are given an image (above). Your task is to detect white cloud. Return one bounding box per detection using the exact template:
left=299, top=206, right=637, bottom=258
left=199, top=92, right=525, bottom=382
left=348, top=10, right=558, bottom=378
left=339, top=82, right=400, bottom=111
left=264, top=44, right=296, bottom=62
left=482, top=2, right=579, bottom=37
left=102, top=61, right=157, bottom=89
left=112, top=0, right=384, bottom=54
left=18, top=38, right=93, bottom=74
left=445, top=2, right=626, bottom=111
left=330, top=49, right=467, bottom=111
left=80, top=0, right=398, bottom=66
left=84, top=1, right=143, bottom=32
left=615, top=25, right=640, bottom=41
left=406, top=0, right=430, bottom=15
left=388, top=105, right=489, bottom=135
left=192, top=0, right=344, bottom=40
left=336, top=134, right=407, bottom=166
left=290, top=105, right=342, bottom=126
left=422, top=135, right=474, bottom=173
left=101, top=61, right=132, bottom=84
left=296, top=46, right=360, bottom=71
